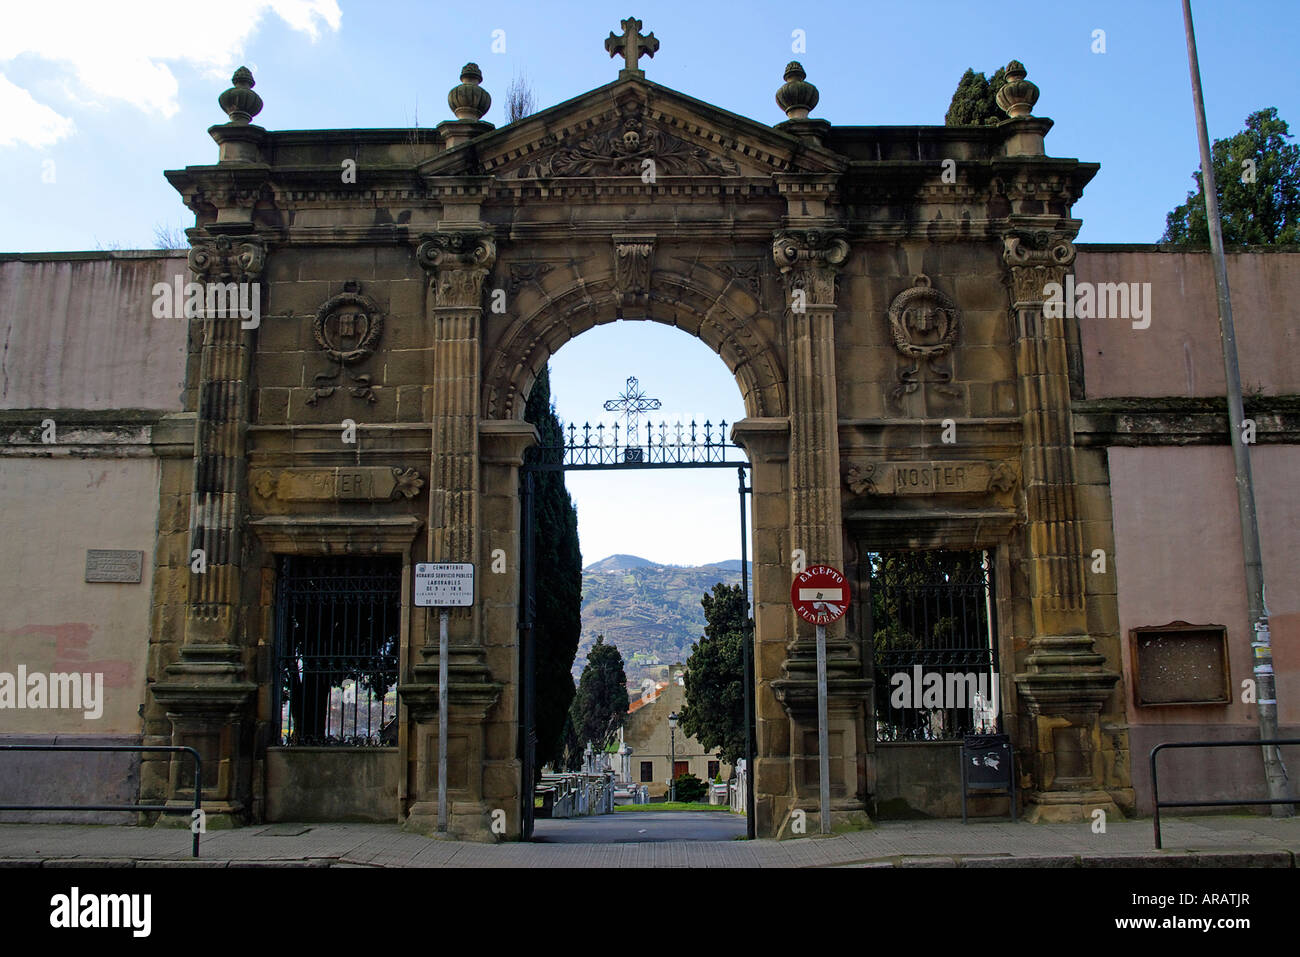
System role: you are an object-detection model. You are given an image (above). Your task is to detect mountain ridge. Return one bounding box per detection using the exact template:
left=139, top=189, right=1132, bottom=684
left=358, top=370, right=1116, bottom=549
left=576, top=554, right=743, bottom=687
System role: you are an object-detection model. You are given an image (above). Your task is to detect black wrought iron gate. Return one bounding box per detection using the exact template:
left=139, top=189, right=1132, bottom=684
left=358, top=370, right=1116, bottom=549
left=518, top=418, right=754, bottom=839
left=866, top=549, right=1000, bottom=742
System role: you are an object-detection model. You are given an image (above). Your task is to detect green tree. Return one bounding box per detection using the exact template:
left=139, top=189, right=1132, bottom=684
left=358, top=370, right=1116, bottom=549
left=568, top=635, right=629, bottom=756
left=944, top=66, right=1007, bottom=127
left=673, top=772, right=707, bottom=803
left=1161, top=107, right=1300, bottom=246
left=679, top=582, right=748, bottom=765
left=524, top=364, right=583, bottom=773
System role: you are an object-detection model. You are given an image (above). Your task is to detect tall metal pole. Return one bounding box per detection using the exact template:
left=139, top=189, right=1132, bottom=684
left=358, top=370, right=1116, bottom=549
left=738, top=465, right=755, bottom=838
left=669, top=720, right=676, bottom=802
left=816, top=622, right=831, bottom=834
left=438, top=607, right=449, bottom=831
left=1182, top=0, right=1290, bottom=813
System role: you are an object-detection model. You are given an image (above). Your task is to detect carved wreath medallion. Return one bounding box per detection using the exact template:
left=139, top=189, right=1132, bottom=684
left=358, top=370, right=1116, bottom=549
left=313, top=283, right=383, bottom=364
left=308, top=280, right=383, bottom=405
left=887, top=275, right=960, bottom=400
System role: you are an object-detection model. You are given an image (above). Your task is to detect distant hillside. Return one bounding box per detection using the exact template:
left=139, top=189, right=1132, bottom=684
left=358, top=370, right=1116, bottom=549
left=584, top=553, right=659, bottom=574
left=576, top=555, right=743, bottom=688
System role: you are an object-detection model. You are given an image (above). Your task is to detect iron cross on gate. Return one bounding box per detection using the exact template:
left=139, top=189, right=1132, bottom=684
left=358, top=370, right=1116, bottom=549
left=605, top=17, right=659, bottom=79
left=603, top=376, right=662, bottom=450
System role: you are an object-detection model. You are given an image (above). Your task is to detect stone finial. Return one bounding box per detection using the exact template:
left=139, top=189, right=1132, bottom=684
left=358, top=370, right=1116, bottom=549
left=995, top=60, right=1039, bottom=118
left=605, top=16, right=659, bottom=79
left=776, top=62, right=819, bottom=120
left=218, top=66, right=263, bottom=124
left=448, top=62, right=491, bottom=121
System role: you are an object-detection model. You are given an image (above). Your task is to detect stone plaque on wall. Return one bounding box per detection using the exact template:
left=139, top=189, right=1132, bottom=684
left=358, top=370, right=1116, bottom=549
left=844, top=460, right=1017, bottom=497
left=85, top=549, right=144, bottom=583
left=1130, top=621, right=1230, bottom=706
left=250, top=467, right=424, bottom=502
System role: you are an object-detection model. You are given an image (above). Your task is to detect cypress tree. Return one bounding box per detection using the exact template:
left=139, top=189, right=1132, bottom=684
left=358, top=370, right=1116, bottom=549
left=523, top=364, right=583, bottom=773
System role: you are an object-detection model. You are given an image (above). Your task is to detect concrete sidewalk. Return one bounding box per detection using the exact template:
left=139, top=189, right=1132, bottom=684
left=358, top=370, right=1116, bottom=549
left=2, top=815, right=1299, bottom=867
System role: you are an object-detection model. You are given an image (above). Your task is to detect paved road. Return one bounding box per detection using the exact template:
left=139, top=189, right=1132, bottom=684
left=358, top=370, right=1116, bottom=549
left=1, top=815, right=1298, bottom=866
left=532, top=810, right=746, bottom=843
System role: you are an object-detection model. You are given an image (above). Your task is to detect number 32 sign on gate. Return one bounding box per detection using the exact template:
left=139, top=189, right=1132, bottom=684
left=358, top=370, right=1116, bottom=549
left=790, top=565, right=850, bottom=625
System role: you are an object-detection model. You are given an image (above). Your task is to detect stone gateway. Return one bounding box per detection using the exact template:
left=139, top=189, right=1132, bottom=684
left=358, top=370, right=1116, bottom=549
left=140, top=21, right=1137, bottom=841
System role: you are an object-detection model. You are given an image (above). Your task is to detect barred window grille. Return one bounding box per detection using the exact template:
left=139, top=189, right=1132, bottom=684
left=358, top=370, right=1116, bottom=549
left=868, top=549, right=1000, bottom=742
left=273, top=555, right=401, bottom=747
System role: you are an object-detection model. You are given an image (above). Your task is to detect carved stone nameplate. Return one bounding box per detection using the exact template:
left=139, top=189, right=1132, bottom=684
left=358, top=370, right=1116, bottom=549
left=85, top=549, right=144, bottom=583
left=845, top=460, right=1017, bottom=496
left=251, top=467, right=424, bottom=502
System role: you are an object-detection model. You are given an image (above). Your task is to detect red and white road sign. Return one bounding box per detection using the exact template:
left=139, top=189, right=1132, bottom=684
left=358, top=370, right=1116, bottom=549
left=790, top=565, right=850, bottom=625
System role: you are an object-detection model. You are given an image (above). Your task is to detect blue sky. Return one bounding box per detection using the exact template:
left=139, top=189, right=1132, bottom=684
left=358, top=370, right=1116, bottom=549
left=3, top=0, right=1297, bottom=564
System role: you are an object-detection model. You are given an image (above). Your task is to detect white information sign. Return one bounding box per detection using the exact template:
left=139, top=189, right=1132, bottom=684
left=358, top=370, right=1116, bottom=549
left=415, top=563, right=475, bottom=607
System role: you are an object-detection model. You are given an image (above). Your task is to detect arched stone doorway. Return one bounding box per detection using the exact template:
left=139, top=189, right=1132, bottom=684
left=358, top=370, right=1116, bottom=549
left=476, top=268, right=797, bottom=841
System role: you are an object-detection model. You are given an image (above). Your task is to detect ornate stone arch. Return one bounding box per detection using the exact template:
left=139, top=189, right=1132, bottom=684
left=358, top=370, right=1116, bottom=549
left=482, top=267, right=788, bottom=421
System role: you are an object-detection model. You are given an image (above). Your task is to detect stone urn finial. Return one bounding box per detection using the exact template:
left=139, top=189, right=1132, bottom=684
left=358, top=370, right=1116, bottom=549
left=996, top=60, right=1039, bottom=118
left=448, top=62, right=491, bottom=121
left=776, top=61, right=819, bottom=120
left=218, top=66, right=263, bottom=124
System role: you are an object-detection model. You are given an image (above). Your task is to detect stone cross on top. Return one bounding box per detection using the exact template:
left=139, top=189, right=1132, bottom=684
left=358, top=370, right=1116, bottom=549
left=605, top=16, right=659, bottom=79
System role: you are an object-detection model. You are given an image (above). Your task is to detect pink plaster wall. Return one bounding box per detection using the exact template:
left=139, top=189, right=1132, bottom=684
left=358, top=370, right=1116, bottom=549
left=0, top=253, right=188, bottom=411
left=1109, top=444, right=1300, bottom=729
left=1109, top=444, right=1300, bottom=809
left=1076, top=249, right=1300, bottom=398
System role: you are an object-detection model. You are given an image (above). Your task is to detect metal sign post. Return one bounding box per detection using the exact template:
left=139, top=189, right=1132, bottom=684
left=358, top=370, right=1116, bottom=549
left=438, top=608, right=448, bottom=832
left=791, top=564, right=850, bottom=835
left=415, top=563, right=475, bottom=834
left=815, top=621, right=830, bottom=834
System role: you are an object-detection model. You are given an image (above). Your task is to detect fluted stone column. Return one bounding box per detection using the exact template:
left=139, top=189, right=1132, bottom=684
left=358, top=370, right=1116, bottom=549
left=150, top=234, right=263, bottom=818
left=1003, top=228, right=1121, bottom=821
left=768, top=229, right=871, bottom=836
left=401, top=230, right=503, bottom=838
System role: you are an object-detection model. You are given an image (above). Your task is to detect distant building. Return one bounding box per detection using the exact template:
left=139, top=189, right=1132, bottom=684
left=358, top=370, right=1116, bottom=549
left=621, top=671, right=731, bottom=798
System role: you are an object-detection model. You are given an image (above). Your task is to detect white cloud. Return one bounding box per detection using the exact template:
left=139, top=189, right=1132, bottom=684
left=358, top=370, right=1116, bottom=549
left=0, top=73, right=75, bottom=147
left=0, top=0, right=340, bottom=145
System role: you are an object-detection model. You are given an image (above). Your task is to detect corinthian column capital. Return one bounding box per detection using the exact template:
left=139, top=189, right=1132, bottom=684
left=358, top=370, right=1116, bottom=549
left=1002, top=228, right=1076, bottom=307
left=772, top=228, right=849, bottom=307
left=416, top=230, right=497, bottom=308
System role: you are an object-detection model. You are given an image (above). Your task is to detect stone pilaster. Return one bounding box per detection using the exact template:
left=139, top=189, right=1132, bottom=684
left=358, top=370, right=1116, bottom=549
left=768, top=229, right=872, bottom=836
left=150, top=234, right=263, bottom=819
left=772, top=228, right=848, bottom=573
left=416, top=230, right=495, bottom=567
left=402, top=229, right=501, bottom=838
left=1002, top=228, right=1120, bottom=821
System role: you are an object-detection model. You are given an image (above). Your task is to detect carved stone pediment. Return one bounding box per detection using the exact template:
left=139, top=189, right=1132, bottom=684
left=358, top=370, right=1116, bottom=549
left=509, top=114, right=739, bottom=178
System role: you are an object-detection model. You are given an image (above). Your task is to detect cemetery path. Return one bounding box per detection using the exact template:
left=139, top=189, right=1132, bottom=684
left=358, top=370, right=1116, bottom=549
left=531, top=810, right=746, bottom=843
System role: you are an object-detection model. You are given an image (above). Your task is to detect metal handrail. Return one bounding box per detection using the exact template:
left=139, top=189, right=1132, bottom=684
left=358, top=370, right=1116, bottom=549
left=1150, top=738, right=1299, bottom=848
left=0, top=744, right=203, bottom=857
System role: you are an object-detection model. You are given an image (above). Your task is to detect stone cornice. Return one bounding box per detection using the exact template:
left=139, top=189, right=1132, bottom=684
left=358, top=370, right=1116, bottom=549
left=1072, top=396, right=1300, bottom=446
left=247, top=515, right=424, bottom=553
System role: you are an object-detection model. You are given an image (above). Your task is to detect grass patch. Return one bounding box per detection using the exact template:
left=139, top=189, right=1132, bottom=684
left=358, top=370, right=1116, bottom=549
left=614, top=802, right=733, bottom=812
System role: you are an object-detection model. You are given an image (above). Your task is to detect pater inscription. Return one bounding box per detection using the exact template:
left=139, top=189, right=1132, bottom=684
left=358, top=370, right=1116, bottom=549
left=250, top=467, right=425, bottom=502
